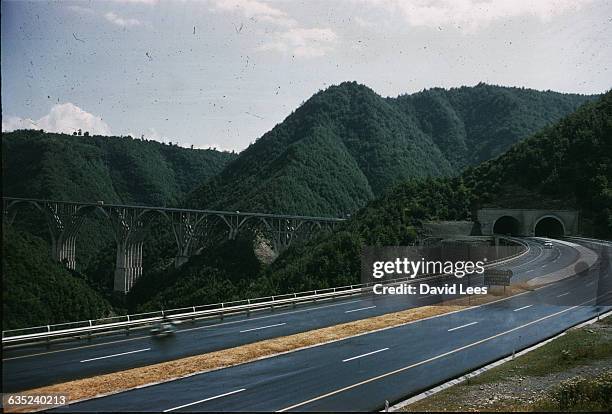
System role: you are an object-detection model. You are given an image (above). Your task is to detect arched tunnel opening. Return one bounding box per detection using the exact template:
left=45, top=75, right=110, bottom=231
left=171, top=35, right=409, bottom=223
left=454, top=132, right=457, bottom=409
left=493, top=216, right=521, bottom=236
left=534, top=217, right=564, bottom=238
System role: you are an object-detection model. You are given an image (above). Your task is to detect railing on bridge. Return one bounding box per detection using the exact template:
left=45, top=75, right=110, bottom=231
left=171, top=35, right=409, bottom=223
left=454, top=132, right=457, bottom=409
left=2, top=197, right=345, bottom=293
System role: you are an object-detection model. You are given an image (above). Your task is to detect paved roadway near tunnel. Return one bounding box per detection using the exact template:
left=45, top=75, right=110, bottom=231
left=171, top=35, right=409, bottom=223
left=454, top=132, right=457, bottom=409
left=54, top=238, right=611, bottom=412
left=4, top=239, right=610, bottom=408
left=2, top=238, right=572, bottom=391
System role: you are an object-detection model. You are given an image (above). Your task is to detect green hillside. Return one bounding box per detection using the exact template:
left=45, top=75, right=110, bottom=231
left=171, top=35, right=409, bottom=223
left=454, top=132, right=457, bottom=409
left=2, top=131, right=237, bottom=326
left=2, top=226, right=115, bottom=329
left=258, top=89, right=612, bottom=293
left=2, top=130, right=236, bottom=205
left=188, top=82, right=595, bottom=217
left=132, top=90, right=611, bottom=310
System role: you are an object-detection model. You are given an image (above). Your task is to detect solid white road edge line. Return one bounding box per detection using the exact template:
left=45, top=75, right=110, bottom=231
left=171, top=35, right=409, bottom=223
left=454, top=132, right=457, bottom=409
left=387, top=308, right=612, bottom=412
left=276, top=294, right=607, bottom=412
left=240, top=323, right=286, bottom=333
left=447, top=321, right=478, bottom=332
left=80, top=348, right=151, bottom=363
left=163, top=388, right=246, bottom=412
left=345, top=306, right=377, bottom=313
left=342, top=348, right=389, bottom=363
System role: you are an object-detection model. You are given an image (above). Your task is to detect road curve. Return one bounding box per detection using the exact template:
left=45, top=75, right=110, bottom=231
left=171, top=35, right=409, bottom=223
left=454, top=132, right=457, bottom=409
left=22, top=237, right=604, bottom=411
left=2, top=238, right=598, bottom=394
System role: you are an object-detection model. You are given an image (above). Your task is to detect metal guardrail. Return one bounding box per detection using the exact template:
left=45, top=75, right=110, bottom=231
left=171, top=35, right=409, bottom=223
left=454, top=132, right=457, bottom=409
left=2, top=238, right=528, bottom=347
left=565, top=236, right=612, bottom=246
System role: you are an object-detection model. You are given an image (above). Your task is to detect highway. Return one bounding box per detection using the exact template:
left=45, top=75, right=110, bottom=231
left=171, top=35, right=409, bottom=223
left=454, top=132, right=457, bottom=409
left=2, top=238, right=568, bottom=391
left=3, top=238, right=611, bottom=411
left=53, top=238, right=611, bottom=412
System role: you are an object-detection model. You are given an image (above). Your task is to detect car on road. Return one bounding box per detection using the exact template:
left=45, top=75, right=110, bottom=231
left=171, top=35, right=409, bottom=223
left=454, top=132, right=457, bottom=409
left=150, top=321, right=178, bottom=338
left=543, top=241, right=553, bottom=249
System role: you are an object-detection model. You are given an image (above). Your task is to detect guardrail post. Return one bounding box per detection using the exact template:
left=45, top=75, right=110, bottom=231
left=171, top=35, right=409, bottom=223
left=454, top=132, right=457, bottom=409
left=332, top=287, right=336, bottom=301
left=220, top=303, right=225, bottom=320
left=271, top=296, right=275, bottom=311
left=247, top=299, right=251, bottom=317
left=46, top=325, right=51, bottom=349
left=293, top=293, right=297, bottom=308
left=192, top=306, right=196, bottom=323
left=125, top=315, right=131, bottom=336
left=313, top=290, right=317, bottom=302
left=88, top=320, right=92, bottom=342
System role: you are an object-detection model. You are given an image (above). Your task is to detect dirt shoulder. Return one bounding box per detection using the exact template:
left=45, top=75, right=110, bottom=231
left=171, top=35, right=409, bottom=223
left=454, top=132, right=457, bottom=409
left=401, top=316, right=612, bottom=412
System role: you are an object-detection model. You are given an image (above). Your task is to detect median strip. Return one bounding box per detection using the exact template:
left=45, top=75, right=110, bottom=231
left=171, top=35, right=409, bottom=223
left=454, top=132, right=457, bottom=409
left=6, top=286, right=533, bottom=413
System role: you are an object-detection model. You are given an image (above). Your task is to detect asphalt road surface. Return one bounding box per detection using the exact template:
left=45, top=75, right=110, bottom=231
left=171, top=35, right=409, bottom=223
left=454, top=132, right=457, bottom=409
left=55, top=238, right=611, bottom=412
left=3, top=238, right=611, bottom=411
left=3, top=237, right=576, bottom=392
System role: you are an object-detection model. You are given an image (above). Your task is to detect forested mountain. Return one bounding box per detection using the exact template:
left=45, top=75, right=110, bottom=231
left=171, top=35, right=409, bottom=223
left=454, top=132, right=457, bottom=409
left=2, top=130, right=236, bottom=206
left=133, top=89, right=611, bottom=309
left=188, top=82, right=595, bottom=216
left=2, top=131, right=236, bottom=327
left=2, top=226, right=115, bottom=329
left=256, top=89, right=612, bottom=293
left=2, top=84, right=605, bottom=325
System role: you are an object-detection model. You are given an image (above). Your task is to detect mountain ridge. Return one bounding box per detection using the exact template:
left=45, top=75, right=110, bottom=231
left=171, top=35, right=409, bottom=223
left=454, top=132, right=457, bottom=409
left=188, top=81, right=596, bottom=216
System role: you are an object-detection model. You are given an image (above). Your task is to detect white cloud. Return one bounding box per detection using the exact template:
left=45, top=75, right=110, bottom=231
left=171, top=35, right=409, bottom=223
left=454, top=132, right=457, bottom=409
left=105, top=11, right=141, bottom=27
left=208, top=0, right=297, bottom=27
left=366, top=0, right=592, bottom=30
left=208, top=0, right=336, bottom=57
left=67, top=5, right=95, bottom=15
left=353, top=16, right=377, bottom=28
left=2, top=103, right=112, bottom=136
left=258, top=26, right=339, bottom=58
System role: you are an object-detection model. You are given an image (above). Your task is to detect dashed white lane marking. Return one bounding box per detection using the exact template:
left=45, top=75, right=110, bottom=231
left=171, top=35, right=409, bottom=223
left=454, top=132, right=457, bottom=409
left=513, top=305, right=533, bottom=312
left=447, top=321, right=478, bottom=332
left=80, top=348, right=150, bottom=363
left=586, top=281, right=595, bottom=287
left=557, top=292, right=570, bottom=298
left=163, top=389, right=246, bottom=412
left=345, top=306, right=377, bottom=314
left=342, top=347, right=389, bottom=363
left=239, top=323, right=286, bottom=333
left=277, top=299, right=598, bottom=412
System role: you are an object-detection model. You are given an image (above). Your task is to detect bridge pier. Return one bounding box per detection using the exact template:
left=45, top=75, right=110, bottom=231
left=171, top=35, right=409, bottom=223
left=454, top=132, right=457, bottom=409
left=114, top=241, right=143, bottom=293
left=51, top=235, right=77, bottom=270
left=108, top=207, right=148, bottom=294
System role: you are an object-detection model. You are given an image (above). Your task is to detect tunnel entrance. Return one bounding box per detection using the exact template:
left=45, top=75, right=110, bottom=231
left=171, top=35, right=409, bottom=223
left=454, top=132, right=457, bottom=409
left=534, top=217, right=564, bottom=237
left=493, top=216, right=520, bottom=236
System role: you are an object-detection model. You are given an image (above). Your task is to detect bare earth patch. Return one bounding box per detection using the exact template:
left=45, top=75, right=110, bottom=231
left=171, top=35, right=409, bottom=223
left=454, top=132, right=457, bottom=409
left=5, top=287, right=531, bottom=412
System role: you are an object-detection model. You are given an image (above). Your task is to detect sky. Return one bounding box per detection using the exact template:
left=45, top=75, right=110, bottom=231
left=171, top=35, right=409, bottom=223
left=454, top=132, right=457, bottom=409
left=2, top=0, right=611, bottom=152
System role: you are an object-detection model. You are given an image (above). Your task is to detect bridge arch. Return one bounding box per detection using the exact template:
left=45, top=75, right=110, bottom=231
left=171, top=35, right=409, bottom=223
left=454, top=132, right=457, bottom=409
left=534, top=215, right=565, bottom=237
left=492, top=215, right=521, bottom=236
